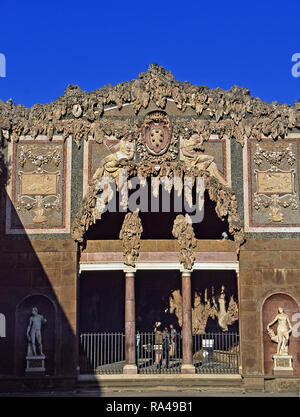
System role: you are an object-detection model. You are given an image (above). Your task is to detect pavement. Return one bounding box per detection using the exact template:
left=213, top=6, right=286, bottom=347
left=0, top=389, right=299, bottom=397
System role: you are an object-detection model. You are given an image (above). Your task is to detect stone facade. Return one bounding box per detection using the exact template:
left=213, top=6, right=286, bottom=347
left=0, top=65, right=300, bottom=392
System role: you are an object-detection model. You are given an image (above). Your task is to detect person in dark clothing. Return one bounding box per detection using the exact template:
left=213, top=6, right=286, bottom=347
left=162, top=327, right=170, bottom=369
left=154, top=329, right=163, bottom=369
left=136, top=332, right=141, bottom=367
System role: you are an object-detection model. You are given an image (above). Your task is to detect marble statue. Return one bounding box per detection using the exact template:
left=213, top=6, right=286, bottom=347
left=267, top=307, right=292, bottom=355
left=26, top=307, right=47, bottom=357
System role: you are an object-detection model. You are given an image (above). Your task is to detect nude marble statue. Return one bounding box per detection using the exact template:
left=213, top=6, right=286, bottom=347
left=26, top=307, right=47, bottom=357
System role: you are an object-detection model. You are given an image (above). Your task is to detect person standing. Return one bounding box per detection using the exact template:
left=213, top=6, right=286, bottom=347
left=136, top=332, right=141, bottom=367
left=154, top=329, right=163, bottom=369
left=162, top=327, right=170, bottom=369
left=169, top=324, right=177, bottom=357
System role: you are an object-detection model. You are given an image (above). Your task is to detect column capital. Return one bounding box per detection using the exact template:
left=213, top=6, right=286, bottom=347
left=180, top=268, right=193, bottom=275
left=123, top=266, right=136, bottom=274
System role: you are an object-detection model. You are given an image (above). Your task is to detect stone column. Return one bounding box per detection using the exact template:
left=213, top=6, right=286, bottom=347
left=123, top=269, right=137, bottom=374
left=181, top=270, right=195, bottom=374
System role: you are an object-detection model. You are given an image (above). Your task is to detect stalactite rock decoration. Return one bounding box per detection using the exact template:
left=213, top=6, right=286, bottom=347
left=0, top=64, right=298, bottom=150
left=1, top=64, right=297, bottom=244
left=0, top=64, right=265, bottom=245
left=172, top=214, right=197, bottom=270
left=192, top=290, right=217, bottom=334
left=119, top=210, right=143, bottom=267
left=212, top=285, right=239, bottom=332
left=168, top=287, right=238, bottom=334
left=71, top=148, right=245, bottom=248
left=169, top=289, right=183, bottom=328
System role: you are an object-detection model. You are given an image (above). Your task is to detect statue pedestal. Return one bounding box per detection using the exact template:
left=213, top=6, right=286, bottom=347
left=272, top=354, right=293, bottom=376
left=26, top=355, right=46, bottom=373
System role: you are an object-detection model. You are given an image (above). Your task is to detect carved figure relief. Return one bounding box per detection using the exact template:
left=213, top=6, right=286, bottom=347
left=180, top=133, right=228, bottom=187
left=93, top=133, right=135, bottom=189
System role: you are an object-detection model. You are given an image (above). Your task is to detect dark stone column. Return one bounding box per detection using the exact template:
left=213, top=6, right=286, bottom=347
left=123, top=270, right=137, bottom=374
left=181, top=270, right=195, bottom=374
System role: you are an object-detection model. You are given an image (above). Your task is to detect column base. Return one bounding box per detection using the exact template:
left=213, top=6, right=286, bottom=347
left=123, top=364, right=138, bottom=374
left=181, top=364, right=195, bottom=374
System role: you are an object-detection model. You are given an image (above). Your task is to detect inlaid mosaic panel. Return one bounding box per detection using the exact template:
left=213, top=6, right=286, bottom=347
left=244, top=137, right=300, bottom=231
left=5, top=136, right=72, bottom=234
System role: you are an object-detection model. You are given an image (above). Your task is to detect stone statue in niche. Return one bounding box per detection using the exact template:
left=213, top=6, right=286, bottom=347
left=267, top=307, right=292, bottom=355
left=26, top=306, right=47, bottom=357
left=180, top=133, right=227, bottom=187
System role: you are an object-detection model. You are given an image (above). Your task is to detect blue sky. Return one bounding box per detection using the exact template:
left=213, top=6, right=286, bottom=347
left=0, top=0, right=299, bottom=107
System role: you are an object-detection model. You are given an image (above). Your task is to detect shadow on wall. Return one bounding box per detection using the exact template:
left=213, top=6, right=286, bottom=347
left=0, top=164, right=101, bottom=393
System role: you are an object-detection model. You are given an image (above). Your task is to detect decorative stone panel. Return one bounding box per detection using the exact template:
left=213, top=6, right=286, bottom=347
left=244, top=136, right=300, bottom=232
left=5, top=135, right=72, bottom=234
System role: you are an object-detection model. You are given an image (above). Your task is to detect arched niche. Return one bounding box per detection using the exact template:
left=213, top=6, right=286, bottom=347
left=15, top=294, right=56, bottom=375
left=261, top=292, right=300, bottom=375
left=0, top=313, right=6, bottom=337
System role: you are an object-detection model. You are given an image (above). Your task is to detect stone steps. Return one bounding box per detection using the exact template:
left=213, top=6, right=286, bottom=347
left=77, top=374, right=244, bottom=392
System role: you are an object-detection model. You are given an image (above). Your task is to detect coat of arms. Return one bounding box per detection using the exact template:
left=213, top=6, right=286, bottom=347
left=142, top=111, right=171, bottom=156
